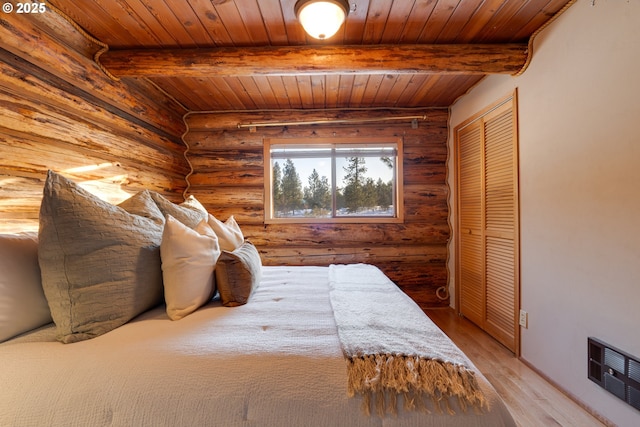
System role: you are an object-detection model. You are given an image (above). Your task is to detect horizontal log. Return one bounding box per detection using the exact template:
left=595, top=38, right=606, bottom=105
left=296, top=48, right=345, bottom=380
left=195, top=187, right=264, bottom=210
left=186, top=109, right=447, bottom=131
left=0, top=12, right=186, bottom=137
left=187, top=169, right=264, bottom=187
left=0, top=217, right=39, bottom=234
left=258, top=247, right=444, bottom=265
left=404, top=167, right=447, bottom=186
left=405, top=143, right=447, bottom=162
left=241, top=223, right=450, bottom=246
left=404, top=130, right=448, bottom=146
left=30, top=8, right=96, bottom=59
left=0, top=94, right=186, bottom=178
left=257, top=244, right=446, bottom=264
left=378, top=260, right=449, bottom=307
left=101, top=44, right=528, bottom=78
left=196, top=205, right=263, bottom=224
left=185, top=128, right=444, bottom=154
left=188, top=149, right=263, bottom=170
left=186, top=131, right=446, bottom=154
left=185, top=131, right=266, bottom=151
left=404, top=194, right=449, bottom=223
left=383, top=260, right=448, bottom=281
left=393, top=278, right=449, bottom=308
left=0, top=55, right=186, bottom=164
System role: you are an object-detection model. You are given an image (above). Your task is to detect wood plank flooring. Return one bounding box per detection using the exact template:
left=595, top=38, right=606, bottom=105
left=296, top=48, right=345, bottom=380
left=424, top=308, right=608, bottom=427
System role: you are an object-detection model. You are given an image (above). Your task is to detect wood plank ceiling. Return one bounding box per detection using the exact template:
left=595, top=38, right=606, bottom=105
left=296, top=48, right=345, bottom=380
left=48, top=0, right=573, bottom=112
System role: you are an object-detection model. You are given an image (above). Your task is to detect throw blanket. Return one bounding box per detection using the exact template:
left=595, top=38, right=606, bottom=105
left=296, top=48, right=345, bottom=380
left=328, top=264, right=487, bottom=416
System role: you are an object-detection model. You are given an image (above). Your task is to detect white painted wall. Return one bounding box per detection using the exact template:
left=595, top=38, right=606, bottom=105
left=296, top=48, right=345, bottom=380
left=447, top=1, right=640, bottom=425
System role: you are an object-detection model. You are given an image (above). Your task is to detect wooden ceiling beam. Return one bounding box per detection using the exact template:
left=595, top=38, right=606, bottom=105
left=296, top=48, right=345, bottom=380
left=100, top=44, right=528, bottom=78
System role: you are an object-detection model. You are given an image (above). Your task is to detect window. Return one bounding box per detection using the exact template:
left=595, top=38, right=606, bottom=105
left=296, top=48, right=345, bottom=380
left=264, top=137, right=403, bottom=223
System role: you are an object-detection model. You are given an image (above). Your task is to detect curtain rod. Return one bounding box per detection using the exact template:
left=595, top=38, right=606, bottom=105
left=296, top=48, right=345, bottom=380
left=237, top=114, right=426, bottom=131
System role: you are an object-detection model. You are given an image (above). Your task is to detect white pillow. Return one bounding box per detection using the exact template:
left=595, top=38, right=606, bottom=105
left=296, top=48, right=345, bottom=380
left=161, top=215, right=220, bottom=320
left=207, top=214, right=244, bottom=251
left=0, top=233, right=52, bottom=342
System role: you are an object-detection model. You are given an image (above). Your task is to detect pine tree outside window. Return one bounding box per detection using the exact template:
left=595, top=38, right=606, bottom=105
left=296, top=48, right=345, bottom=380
left=264, top=138, right=403, bottom=223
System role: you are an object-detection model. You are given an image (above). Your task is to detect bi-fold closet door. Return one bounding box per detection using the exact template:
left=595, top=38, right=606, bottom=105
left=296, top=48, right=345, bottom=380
left=455, top=94, right=520, bottom=354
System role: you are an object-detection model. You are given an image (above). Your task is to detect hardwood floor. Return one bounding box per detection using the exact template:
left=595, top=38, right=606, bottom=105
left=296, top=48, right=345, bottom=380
left=424, top=308, right=608, bottom=427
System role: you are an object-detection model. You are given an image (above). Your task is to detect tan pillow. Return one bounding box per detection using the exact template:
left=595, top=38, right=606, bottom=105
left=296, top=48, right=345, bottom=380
left=117, top=190, right=165, bottom=225
left=215, top=241, right=261, bottom=307
left=182, top=195, right=208, bottom=217
left=207, top=214, right=244, bottom=251
left=38, top=171, right=165, bottom=343
left=149, top=192, right=207, bottom=229
left=161, top=215, right=220, bottom=320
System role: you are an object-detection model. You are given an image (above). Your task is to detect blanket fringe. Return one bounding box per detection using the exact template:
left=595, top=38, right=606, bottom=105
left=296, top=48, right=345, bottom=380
left=347, top=354, right=487, bottom=416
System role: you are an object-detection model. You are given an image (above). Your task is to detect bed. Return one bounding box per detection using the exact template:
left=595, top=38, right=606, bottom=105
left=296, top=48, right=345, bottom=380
left=0, top=171, right=516, bottom=426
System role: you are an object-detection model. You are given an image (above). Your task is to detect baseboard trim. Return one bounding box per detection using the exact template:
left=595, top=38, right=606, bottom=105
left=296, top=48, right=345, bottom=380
left=518, top=357, right=616, bottom=427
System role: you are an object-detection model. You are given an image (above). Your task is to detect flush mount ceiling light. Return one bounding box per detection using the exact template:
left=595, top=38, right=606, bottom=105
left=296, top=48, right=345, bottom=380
left=295, top=0, right=349, bottom=40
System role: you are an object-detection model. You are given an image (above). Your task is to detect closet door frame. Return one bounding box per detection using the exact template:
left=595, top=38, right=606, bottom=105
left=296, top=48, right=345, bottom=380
left=454, top=90, right=520, bottom=355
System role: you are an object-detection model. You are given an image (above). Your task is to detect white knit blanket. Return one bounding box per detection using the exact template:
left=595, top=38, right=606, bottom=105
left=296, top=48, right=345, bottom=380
left=328, top=264, right=487, bottom=416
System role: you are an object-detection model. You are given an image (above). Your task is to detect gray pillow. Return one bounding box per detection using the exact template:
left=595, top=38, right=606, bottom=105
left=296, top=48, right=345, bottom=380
left=38, top=171, right=165, bottom=343
left=118, top=189, right=166, bottom=222
left=215, top=241, right=262, bottom=307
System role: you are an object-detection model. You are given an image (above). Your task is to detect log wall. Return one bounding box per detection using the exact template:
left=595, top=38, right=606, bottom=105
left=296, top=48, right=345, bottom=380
left=0, top=10, right=451, bottom=307
left=185, top=110, right=451, bottom=307
left=0, top=9, right=188, bottom=233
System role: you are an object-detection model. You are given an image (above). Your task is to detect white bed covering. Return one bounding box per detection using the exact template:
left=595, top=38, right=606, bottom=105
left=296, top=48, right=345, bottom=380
left=0, top=265, right=515, bottom=427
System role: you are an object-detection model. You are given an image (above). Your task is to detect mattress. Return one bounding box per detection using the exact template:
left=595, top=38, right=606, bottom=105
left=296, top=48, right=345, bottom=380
left=0, top=265, right=516, bottom=427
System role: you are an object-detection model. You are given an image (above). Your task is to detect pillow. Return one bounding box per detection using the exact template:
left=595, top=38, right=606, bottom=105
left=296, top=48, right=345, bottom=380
left=117, top=189, right=166, bottom=226
left=215, top=241, right=262, bottom=307
left=207, top=214, right=244, bottom=251
left=0, top=232, right=52, bottom=342
left=161, top=215, right=220, bottom=320
left=149, top=191, right=207, bottom=229
left=182, top=195, right=208, bottom=217
left=38, top=171, right=165, bottom=343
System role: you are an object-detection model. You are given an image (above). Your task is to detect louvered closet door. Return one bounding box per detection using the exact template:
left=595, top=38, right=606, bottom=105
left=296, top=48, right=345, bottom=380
left=457, top=121, right=485, bottom=327
left=456, top=96, right=519, bottom=354
left=483, top=103, right=518, bottom=351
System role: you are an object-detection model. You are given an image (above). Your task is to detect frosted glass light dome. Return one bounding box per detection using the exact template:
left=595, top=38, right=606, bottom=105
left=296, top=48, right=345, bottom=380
left=295, top=0, right=349, bottom=40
